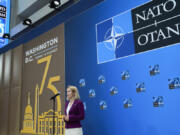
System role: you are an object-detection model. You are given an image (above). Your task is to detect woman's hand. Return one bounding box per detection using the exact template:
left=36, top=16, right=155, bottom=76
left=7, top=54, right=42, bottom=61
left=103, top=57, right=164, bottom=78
left=63, top=115, right=69, bottom=122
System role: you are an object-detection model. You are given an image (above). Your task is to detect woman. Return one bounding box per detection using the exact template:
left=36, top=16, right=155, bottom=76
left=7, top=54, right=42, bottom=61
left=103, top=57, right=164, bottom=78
left=64, top=85, right=85, bottom=135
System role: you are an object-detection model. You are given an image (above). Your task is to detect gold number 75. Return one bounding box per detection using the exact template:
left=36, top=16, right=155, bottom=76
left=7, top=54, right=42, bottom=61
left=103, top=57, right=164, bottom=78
left=37, top=55, right=61, bottom=112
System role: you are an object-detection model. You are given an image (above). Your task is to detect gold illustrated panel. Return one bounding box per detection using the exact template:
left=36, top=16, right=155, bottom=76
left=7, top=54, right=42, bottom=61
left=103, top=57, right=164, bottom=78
left=20, top=24, right=65, bottom=135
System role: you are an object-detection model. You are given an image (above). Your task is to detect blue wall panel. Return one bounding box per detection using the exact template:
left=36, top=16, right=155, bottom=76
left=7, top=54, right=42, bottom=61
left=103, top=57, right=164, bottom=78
left=65, top=0, right=180, bottom=135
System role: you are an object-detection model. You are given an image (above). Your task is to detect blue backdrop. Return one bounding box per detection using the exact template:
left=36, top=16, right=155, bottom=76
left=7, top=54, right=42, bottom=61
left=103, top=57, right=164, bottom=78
left=65, top=0, right=180, bottom=135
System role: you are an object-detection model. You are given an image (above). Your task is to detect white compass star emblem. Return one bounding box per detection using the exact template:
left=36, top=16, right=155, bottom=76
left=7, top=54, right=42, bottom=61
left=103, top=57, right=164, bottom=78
left=104, top=25, right=125, bottom=51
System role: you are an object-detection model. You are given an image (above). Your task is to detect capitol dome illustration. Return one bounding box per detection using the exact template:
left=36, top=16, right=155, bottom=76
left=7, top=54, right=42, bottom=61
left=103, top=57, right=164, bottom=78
left=20, top=92, right=36, bottom=134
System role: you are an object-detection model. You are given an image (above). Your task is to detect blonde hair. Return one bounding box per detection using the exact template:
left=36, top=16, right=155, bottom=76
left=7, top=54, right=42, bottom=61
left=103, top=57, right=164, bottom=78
left=67, top=85, right=80, bottom=100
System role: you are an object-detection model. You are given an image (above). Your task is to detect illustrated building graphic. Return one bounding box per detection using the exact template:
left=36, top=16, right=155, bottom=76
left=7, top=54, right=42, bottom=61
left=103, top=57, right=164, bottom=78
left=20, top=92, right=36, bottom=134
left=21, top=85, right=65, bottom=135
left=38, top=110, right=64, bottom=134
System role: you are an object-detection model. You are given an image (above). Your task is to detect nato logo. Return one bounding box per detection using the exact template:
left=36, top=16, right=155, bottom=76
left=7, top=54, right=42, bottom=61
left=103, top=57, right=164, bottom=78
left=96, top=10, right=135, bottom=64
left=96, top=0, right=180, bottom=64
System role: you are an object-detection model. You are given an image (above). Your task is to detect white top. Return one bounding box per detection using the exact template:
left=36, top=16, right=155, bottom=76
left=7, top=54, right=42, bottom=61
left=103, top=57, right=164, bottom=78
left=66, top=102, right=73, bottom=115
